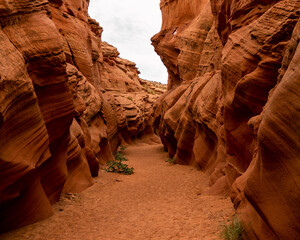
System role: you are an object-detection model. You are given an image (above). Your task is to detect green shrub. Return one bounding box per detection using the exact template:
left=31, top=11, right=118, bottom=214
left=106, top=160, right=134, bottom=175
left=105, top=151, right=133, bottom=175
left=221, top=217, right=243, bottom=240
left=114, top=151, right=127, bottom=161
left=120, top=145, right=127, bottom=151
left=165, top=158, right=176, bottom=164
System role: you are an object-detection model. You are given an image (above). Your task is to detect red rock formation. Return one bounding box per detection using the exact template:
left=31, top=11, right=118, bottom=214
left=231, top=20, right=300, bottom=240
left=152, top=0, right=300, bottom=239
left=0, top=0, right=91, bottom=232
left=0, top=0, right=165, bottom=232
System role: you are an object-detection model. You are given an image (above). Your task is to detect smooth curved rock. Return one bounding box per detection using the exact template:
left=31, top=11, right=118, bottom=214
left=152, top=0, right=300, bottom=238
left=0, top=0, right=79, bottom=231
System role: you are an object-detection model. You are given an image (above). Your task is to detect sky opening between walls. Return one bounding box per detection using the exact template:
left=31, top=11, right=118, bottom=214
left=88, top=0, right=168, bottom=84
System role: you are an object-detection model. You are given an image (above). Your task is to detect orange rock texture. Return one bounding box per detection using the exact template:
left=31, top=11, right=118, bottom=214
left=152, top=0, right=300, bottom=239
left=0, top=0, right=165, bottom=232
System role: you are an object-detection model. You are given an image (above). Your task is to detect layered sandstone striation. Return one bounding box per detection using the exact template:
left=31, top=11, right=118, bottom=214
left=0, top=0, right=165, bottom=232
left=152, top=0, right=300, bottom=239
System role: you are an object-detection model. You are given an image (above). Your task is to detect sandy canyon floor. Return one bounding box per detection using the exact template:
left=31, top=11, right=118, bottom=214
left=1, top=136, right=234, bottom=240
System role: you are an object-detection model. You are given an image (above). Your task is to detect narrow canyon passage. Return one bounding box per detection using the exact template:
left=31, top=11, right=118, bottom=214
left=1, top=136, right=234, bottom=240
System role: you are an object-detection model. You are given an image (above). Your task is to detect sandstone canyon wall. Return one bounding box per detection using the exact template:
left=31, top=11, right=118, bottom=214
left=152, top=0, right=300, bottom=239
left=0, top=0, right=165, bottom=232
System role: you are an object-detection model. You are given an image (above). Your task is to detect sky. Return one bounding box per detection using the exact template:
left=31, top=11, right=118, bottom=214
left=88, top=0, right=168, bottom=84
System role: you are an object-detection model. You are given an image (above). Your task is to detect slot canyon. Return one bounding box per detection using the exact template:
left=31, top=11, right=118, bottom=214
left=0, top=0, right=299, bottom=239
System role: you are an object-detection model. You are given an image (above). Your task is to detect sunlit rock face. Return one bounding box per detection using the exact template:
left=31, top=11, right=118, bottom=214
left=152, top=0, right=300, bottom=239
left=0, top=0, right=165, bottom=232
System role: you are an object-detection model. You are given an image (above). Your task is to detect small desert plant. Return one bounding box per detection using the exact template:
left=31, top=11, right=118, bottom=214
left=165, top=157, right=176, bottom=164
left=114, top=151, right=128, bottom=161
left=127, top=96, right=133, bottom=101
left=120, top=145, right=127, bottom=151
left=105, top=160, right=134, bottom=175
left=105, top=151, right=133, bottom=175
left=221, top=217, right=243, bottom=240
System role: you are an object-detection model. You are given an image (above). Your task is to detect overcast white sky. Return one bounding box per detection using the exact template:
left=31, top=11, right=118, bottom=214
left=88, top=0, right=168, bottom=84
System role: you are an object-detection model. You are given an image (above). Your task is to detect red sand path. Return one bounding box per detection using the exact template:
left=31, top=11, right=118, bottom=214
left=1, top=137, right=234, bottom=240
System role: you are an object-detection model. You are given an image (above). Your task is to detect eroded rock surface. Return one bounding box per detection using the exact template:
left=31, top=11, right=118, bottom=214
left=0, top=0, right=165, bottom=232
left=152, top=0, right=300, bottom=239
